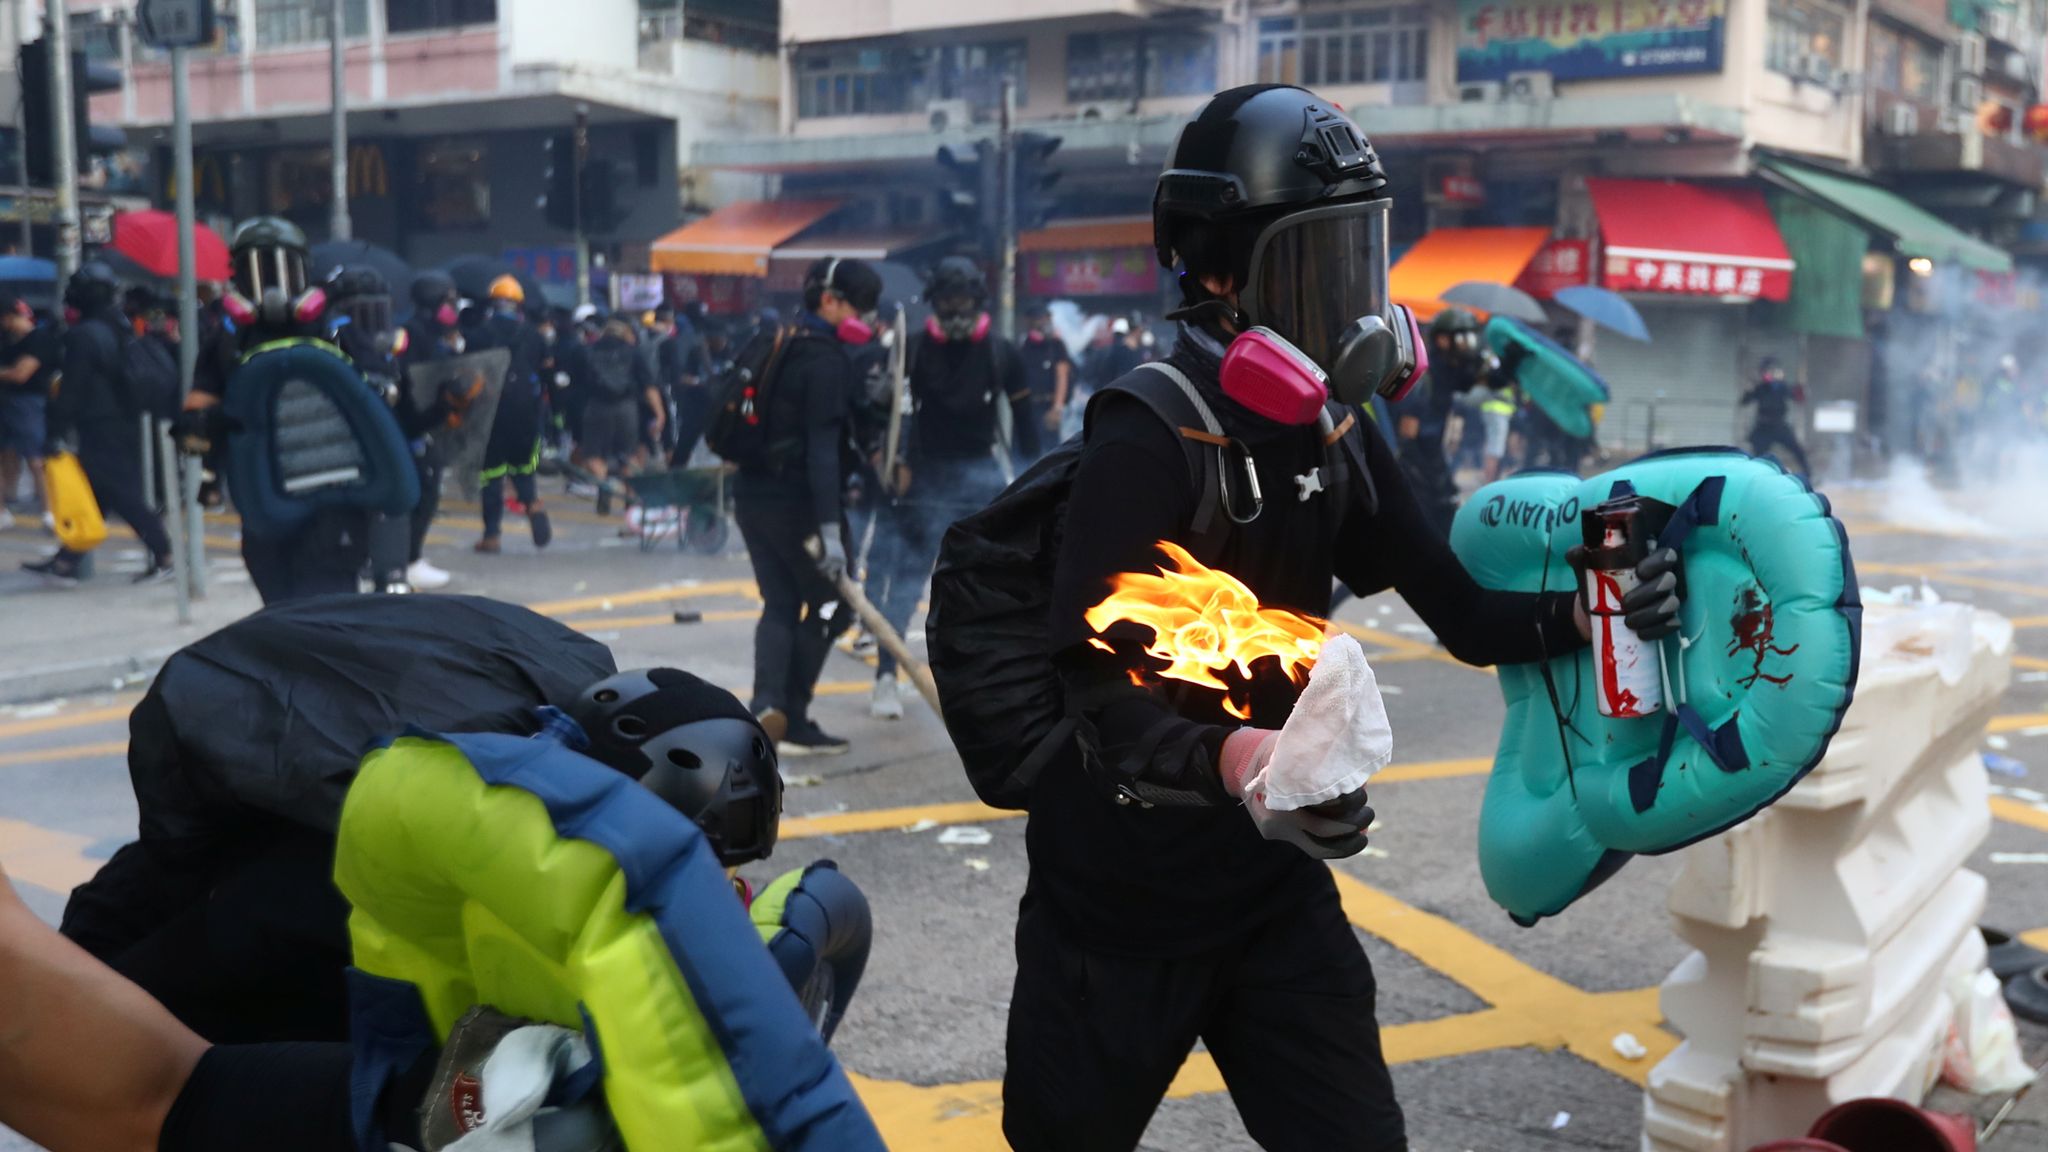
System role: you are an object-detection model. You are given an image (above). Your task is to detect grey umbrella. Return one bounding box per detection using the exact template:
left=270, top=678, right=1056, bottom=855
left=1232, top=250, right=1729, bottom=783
left=1441, top=280, right=1549, bottom=324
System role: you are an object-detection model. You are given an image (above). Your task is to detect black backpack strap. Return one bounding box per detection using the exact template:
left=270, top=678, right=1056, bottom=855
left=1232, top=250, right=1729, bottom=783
left=1091, top=361, right=1230, bottom=557
left=1318, top=402, right=1377, bottom=529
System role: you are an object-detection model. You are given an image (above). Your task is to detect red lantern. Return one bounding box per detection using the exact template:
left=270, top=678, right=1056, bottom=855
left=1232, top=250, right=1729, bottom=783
left=2025, top=103, right=2048, bottom=144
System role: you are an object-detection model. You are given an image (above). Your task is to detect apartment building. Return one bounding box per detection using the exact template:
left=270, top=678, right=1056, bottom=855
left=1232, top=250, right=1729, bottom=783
left=69, top=0, right=776, bottom=281
left=684, top=0, right=2044, bottom=455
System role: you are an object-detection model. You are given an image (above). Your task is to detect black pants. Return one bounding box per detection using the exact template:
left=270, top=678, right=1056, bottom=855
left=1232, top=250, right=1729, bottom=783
left=241, top=510, right=367, bottom=605
left=159, top=1042, right=357, bottom=1152
left=671, top=385, right=712, bottom=467
left=77, top=425, right=173, bottom=559
left=481, top=469, right=539, bottom=539
left=1002, top=888, right=1406, bottom=1152
left=735, top=495, right=849, bottom=726
left=409, top=441, right=443, bottom=565
left=1750, top=420, right=1811, bottom=474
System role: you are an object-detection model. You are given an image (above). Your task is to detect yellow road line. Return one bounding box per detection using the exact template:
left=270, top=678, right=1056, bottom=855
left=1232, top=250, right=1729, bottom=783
left=0, top=740, right=125, bottom=768
left=0, top=704, right=132, bottom=740
left=1378, top=758, right=1490, bottom=783
left=2012, top=616, right=2048, bottom=630
left=527, top=579, right=759, bottom=617
left=1991, top=713, right=2048, bottom=735
left=0, top=817, right=99, bottom=893
left=2016, top=656, right=2048, bottom=673
left=1860, top=564, right=2048, bottom=603
left=1990, top=796, right=2048, bottom=835
left=1332, top=621, right=1496, bottom=676
left=2023, top=928, right=2048, bottom=951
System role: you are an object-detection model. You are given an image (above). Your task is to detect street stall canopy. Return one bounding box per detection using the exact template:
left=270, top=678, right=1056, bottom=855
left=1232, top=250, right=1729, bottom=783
left=765, top=229, right=948, bottom=295
left=1760, top=158, right=2013, bottom=274
left=1017, top=217, right=1154, bottom=253
left=1585, top=178, right=1794, bottom=302
left=650, top=199, right=843, bottom=277
left=1389, top=227, right=1551, bottom=319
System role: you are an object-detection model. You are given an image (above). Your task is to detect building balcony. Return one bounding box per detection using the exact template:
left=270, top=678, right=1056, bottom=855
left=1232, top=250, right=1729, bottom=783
left=1870, top=125, right=2048, bottom=188
left=784, top=0, right=1153, bottom=43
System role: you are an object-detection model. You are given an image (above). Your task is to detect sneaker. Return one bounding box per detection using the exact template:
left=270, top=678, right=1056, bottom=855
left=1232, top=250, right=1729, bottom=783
left=22, top=554, right=79, bottom=585
left=132, top=557, right=176, bottom=585
left=377, top=580, right=415, bottom=595
left=407, top=558, right=452, bottom=589
left=565, top=480, right=598, bottom=499
left=505, top=495, right=527, bottom=516
left=473, top=536, right=502, bottom=555
left=779, top=719, right=851, bottom=758
left=869, top=674, right=905, bottom=721
left=530, top=509, right=553, bottom=550
left=0, top=507, right=14, bottom=531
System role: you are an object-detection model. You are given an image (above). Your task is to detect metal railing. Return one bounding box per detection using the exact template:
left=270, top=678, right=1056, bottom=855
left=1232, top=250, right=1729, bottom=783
left=1598, top=398, right=1743, bottom=456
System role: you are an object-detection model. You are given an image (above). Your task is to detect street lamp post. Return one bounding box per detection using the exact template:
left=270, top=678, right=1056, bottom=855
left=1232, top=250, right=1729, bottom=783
left=328, top=0, right=351, bottom=241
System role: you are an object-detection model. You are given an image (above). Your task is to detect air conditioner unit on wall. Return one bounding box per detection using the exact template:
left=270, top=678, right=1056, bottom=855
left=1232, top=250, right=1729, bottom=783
left=1797, top=53, right=1838, bottom=88
left=1505, top=70, right=1555, bottom=101
left=1458, top=80, right=1504, bottom=103
left=927, top=99, right=971, bottom=133
left=1981, top=9, right=2014, bottom=43
left=1885, top=102, right=1920, bottom=136
left=1957, top=33, right=1987, bottom=77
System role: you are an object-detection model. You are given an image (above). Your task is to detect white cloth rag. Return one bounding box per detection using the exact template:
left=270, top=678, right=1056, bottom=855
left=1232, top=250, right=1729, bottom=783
left=1247, top=633, right=1393, bottom=811
left=443, top=1024, right=597, bottom=1152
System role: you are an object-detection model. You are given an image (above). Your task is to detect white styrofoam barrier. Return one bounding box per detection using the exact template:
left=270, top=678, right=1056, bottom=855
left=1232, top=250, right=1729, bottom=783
left=1642, top=601, right=2013, bottom=1152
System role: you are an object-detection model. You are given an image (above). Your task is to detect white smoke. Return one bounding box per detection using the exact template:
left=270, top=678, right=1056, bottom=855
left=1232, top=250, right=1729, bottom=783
left=1046, top=300, right=1107, bottom=363
left=1880, top=454, right=2048, bottom=539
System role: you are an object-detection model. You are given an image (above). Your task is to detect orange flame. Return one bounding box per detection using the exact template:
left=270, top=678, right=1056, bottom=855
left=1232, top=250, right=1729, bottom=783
left=1085, top=541, right=1324, bottom=714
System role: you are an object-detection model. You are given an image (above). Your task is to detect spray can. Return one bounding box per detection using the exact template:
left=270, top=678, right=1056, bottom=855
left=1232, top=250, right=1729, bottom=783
left=1581, top=495, right=1664, bottom=719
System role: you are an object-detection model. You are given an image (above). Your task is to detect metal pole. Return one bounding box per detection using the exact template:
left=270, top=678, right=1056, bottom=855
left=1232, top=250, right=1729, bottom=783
left=172, top=43, right=204, bottom=604
left=573, top=103, right=590, bottom=307
left=328, top=0, right=350, bottom=240
left=14, top=0, right=32, bottom=254
left=47, top=0, right=80, bottom=278
left=997, top=77, right=1017, bottom=344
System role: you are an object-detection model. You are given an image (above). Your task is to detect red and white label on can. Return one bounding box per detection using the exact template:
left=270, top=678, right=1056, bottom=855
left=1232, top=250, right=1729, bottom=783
left=1587, top=568, right=1663, bottom=719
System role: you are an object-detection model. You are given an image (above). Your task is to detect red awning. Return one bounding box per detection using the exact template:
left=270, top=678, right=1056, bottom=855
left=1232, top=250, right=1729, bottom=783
left=1585, top=179, right=1794, bottom=302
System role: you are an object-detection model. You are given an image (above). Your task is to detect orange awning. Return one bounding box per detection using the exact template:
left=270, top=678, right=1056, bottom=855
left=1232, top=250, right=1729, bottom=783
left=650, top=199, right=843, bottom=277
left=1390, top=227, right=1552, bottom=319
left=1018, top=217, right=1153, bottom=254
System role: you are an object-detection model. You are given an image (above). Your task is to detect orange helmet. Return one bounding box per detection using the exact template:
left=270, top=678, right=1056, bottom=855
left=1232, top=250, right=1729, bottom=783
left=488, top=274, right=525, bottom=304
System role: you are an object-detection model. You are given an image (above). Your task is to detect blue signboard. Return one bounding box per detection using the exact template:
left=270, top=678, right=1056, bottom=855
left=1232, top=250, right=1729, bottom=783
left=1457, top=0, right=1727, bottom=82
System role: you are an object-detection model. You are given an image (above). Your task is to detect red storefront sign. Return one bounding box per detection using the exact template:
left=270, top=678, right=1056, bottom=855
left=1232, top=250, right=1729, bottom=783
left=1441, top=174, right=1487, bottom=206
left=1024, top=248, right=1157, bottom=297
left=1515, top=238, right=1590, bottom=298
left=1601, top=254, right=1790, bottom=300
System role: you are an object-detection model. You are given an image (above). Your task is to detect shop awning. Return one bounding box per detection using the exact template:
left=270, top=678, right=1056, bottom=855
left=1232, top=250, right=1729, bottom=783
left=1585, top=178, right=1794, bottom=302
left=650, top=199, right=843, bottom=277
left=1759, top=159, right=2011, bottom=273
left=771, top=231, right=941, bottom=263
left=1018, top=217, right=1153, bottom=254
left=1389, top=227, right=1552, bottom=318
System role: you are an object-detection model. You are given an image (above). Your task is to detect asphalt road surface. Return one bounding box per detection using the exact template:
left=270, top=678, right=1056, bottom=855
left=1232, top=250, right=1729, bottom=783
left=2, top=481, right=2045, bottom=1151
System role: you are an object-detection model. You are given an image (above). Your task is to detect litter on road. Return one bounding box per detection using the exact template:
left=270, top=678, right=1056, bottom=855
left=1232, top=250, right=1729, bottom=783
left=1612, top=1033, right=1648, bottom=1061
left=964, top=858, right=991, bottom=872
left=900, top=818, right=939, bottom=834
left=1988, top=853, right=2048, bottom=864
left=1985, top=753, right=2029, bottom=779
left=936, top=826, right=993, bottom=846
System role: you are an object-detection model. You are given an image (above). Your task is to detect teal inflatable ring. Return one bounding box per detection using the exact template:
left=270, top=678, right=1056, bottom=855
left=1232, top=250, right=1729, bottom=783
left=1449, top=449, right=1861, bottom=924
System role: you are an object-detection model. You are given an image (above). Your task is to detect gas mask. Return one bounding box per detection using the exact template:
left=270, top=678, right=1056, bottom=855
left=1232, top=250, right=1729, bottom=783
left=925, top=311, right=991, bottom=344
left=836, top=314, right=875, bottom=345
left=229, top=243, right=323, bottom=329
left=434, top=302, right=459, bottom=329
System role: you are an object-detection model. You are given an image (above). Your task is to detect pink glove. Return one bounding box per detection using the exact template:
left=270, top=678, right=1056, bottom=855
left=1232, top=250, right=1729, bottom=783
left=1220, top=727, right=1375, bottom=860
left=1219, top=728, right=1280, bottom=799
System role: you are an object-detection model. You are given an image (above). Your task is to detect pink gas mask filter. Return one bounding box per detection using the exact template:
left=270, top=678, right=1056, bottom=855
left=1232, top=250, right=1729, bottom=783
left=1220, top=327, right=1330, bottom=425
left=836, top=315, right=875, bottom=345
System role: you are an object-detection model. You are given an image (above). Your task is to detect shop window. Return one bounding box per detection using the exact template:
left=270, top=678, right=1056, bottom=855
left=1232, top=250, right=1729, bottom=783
left=1765, top=0, right=1847, bottom=76
left=1257, top=5, right=1428, bottom=88
left=254, top=0, right=368, bottom=46
left=1066, top=28, right=1219, bottom=104
left=634, top=125, right=661, bottom=189
left=416, top=139, right=491, bottom=231
left=386, top=0, right=497, bottom=35
left=795, top=43, right=915, bottom=118
left=930, top=41, right=1028, bottom=109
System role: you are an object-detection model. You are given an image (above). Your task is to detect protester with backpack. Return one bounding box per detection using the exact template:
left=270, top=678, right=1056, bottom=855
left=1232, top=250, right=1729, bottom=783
left=927, top=87, right=1687, bottom=1152
left=580, top=317, right=659, bottom=499
left=25, top=264, right=176, bottom=585
left=470, top=275, right=553, bottom=554
left=864, top=257, right=1035, bottom=722
left=0, top=294, right=56, bottom=529
left=727, top=257, right=882, bottom=757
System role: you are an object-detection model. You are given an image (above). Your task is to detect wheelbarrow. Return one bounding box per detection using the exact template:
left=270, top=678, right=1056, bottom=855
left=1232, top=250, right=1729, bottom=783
left=623, top=466, right=730, bottom=555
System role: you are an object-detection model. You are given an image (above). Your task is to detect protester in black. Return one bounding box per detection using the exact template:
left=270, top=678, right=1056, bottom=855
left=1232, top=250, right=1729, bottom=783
left=389, top=270, right=468, bottom=589
left=734, top=257, right=882, bottom=756
left=0, top=294, right=56, bottom=521
left=866, top=258, right=1035, bottom=721
left=174, top=220, right=371, bottom=603
left=322, top=265, right=420, bottom=592
left=1018, top=303, right=1073, bottom=453
left=1002, top=87, right=1687, bottom=1152
left=668, top=311, right=718, bottom=467
left=581, top=318, right=659, bottom=493
left=472, top=275, right=553, bottom=553
left=1740, top=356, right=1810, bottom=474
left=27, top=264, right=176, bottom=585
left=1391, top=308, right=1484, bottom=536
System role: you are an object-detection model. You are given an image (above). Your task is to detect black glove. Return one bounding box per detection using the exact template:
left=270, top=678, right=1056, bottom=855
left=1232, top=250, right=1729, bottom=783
left=169, top=406, right=233, bottom=455
left=1619, top=547, right=1684, bottom=641
left=1247, top=788, right=1375, bottom=860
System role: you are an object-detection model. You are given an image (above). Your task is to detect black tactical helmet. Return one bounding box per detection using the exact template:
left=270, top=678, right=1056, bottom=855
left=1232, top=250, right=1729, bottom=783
left=567, top=668, right=782, bottom=867
left=927, top=256, right=987, bottom=307
left=229, top=216, right=312, bottom=322
left=1429, top=307, right=1480, bottom=337
left=409, top=269, right=457, bottom=313
left=64, top=261, right=120, bottom=313
left=323, top=265, right=388, bottom=303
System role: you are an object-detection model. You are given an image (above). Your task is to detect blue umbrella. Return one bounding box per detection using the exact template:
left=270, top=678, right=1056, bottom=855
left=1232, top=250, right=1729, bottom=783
left=0, top=256, right=56, bottom=282
left=1552, top=285, right=1650, bottom=342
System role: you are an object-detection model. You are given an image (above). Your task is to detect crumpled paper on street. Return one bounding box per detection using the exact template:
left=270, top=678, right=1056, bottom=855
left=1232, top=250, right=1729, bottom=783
left=1246, top=633, right=1393, bottom=811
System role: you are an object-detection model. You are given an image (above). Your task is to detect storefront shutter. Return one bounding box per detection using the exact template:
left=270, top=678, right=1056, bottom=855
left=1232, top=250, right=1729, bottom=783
left=1588, top=302, right=1746, bottom=454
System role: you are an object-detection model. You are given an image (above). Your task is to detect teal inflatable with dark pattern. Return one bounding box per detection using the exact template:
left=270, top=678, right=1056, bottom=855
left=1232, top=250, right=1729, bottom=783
left=1449, top=449, right=1861, bottom=925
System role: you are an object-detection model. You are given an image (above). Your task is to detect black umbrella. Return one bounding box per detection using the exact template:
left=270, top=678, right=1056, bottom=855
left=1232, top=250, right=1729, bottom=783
left=440, top=254, right=547, bottom=310
left=310, top=239, right=414, bottom=305
left=1441, top=280, right=1550, bottom=325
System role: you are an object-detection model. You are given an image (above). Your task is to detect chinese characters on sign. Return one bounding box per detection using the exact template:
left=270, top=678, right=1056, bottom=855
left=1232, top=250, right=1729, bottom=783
left=1516, top=238, right=1590, bottom=298
left=504, top=246, right=580, bottom=285
left=1457, top=0, right=1727, bottom=82
left=1024, top=248, right=1159, bottom=297
left=1603, top=252, right=1789, bottom=300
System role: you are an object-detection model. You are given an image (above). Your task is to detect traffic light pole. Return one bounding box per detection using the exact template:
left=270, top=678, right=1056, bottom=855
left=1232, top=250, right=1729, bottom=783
left=996, top=78, right=1017, bottom=344
left=47, top=0, right=81, bottom=278
left=573, top=104, right=590, bottom=308
left=172, top=43, right=204, bottom=609
left=328, top=0, right=351, bottom=241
